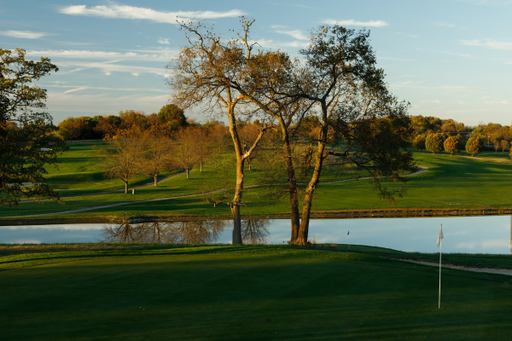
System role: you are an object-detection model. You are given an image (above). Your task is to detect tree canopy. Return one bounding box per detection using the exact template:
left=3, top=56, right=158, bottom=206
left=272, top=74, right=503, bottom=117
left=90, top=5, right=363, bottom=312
left=1, top=48, right=67, bottom=206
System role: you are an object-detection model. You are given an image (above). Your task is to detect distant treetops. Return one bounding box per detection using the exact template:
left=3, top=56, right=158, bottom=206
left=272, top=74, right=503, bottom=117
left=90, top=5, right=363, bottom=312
left=57, top=104, right=190, bottom=141
left=410, top=115, right=512, bottom=157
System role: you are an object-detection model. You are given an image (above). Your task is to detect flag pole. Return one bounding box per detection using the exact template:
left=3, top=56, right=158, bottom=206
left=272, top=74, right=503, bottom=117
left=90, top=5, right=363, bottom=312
left=438, top=224, right=442, bottom=309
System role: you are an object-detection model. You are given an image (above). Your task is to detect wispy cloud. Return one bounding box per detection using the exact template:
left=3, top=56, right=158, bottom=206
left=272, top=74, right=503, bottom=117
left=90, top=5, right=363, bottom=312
left=54, top=85, right=168, bottom=94
left=461, top=39, right=512, bottom=50
left=394, top=32, right=418, bottom=38
left=275, top=30, right=308, bottom=40
left=0, top=30, right=47, bottom=39
left=322, top=19, right=388, bottom=27
left=158, top=38, right=170, bottom=45
left=439, top=51, right=475, bottom=58
left=58, top=4, right=244, bottom=23
left=435, top=23, right=455, bottom=28
left=56, top=60, right=167, bottom=76
left=25, top=49, right=178, bottom=62
left=254, top=39, right=309, bottom=49
left=484, top=100, right=508, bottom=104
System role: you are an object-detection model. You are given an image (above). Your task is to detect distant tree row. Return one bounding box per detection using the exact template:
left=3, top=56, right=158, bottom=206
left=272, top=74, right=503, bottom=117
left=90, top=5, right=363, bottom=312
left=410, top=115, right=512, bottom=153
left=102, top=120, right=276, bottom=192
left=412, top=132, right=487, bottom=156
left=57, top=104, right=189, bottom=140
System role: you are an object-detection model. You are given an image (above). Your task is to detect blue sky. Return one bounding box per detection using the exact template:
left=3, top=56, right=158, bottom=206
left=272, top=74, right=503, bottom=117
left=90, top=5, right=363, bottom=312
left=2, top=0, right=512, bottom=126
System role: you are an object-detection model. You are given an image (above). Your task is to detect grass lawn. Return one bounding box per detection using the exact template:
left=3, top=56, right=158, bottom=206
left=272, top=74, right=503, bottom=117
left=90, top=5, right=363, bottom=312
left=3, top=144, right=512, bottom=220
left=1, top=244, right=512, bottom=340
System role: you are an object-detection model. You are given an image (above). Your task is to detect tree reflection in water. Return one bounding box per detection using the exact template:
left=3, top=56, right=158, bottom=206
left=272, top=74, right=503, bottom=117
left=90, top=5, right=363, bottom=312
left=102, top=219, right=270, bottom=244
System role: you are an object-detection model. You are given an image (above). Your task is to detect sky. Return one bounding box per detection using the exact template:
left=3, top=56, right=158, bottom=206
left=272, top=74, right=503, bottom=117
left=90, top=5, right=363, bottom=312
left=2, top=0, right=512, bottom=126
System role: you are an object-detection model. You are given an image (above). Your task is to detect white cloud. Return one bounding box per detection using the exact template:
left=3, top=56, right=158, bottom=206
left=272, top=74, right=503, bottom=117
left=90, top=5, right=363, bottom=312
left=56, top=60, right=167, bottom=76
left=459, top=101, right=465, bottom=104
left=59, top=4, right=244, bottom=24
left=254, top=39, right=309, bottom=49
left=158, top=37, right=170, bottom=45
left=275, top=30, right=308, bottom=40
left=394, top=32, right=418, bottom=38
left=322, top=19, right=388, bottom=27
left=439, top=51, right=475, bottom=58
left=25, top=49, right=179, bottom=62
left=55, top=85, right=167, bottom=94
left=441, top=85, right=483, bottom=92
left=0, top=30, right=47, bottom=39
left=461, top=39, right=512, bottom=50
left=433, top=99, right=441, bottom=104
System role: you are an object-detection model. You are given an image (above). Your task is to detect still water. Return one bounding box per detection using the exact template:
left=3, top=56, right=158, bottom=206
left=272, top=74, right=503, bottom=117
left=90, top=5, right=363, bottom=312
left=1, top=216, right=512, bottom=254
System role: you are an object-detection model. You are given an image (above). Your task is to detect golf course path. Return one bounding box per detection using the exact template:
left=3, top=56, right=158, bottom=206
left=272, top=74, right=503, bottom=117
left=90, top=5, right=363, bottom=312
left=400, top=259, right=512, bottom=276
left=4, top=166, right=428, bottom=218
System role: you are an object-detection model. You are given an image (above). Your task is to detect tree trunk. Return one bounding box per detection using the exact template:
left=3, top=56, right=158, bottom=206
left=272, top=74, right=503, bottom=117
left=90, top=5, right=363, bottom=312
left=295, top=141, right=327, bottom=246
left=154, top=174, right=158, bottom=186
left=280, top=125, right=300, bottom=243
left=231, top=153, right=245, bottom=244
left=124, top=181, right=128, bottom=194
left=200, top=161, right=203, bottom=172
left=186, top=167, right=190, bottom=179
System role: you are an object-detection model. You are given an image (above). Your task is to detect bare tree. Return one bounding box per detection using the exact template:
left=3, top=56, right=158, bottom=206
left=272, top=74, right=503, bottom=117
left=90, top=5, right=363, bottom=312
left=102, top=129, right=142, bottom=194
left=139, top=129, right=174, bottom=186
left=168, top=20, right=269, bottom=244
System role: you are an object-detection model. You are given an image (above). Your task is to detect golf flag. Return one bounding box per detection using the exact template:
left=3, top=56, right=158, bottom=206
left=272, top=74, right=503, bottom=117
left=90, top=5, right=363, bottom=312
left=436, top=225, right=444, bottom=247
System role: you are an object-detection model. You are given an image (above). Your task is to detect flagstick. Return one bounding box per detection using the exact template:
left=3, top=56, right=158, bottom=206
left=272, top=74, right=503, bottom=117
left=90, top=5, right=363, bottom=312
left=438, top=224, right=442, bottom=309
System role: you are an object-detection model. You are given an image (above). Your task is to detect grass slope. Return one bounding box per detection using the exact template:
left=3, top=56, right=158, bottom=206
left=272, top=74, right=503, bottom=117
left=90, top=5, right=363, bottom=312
left=1, top=244, right=512, bottom=340
left=3, top=145, right=512, bottom=220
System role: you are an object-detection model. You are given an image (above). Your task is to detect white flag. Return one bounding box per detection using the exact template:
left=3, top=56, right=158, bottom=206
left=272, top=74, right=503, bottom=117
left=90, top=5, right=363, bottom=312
left=436, top=225, right=444, bottom=247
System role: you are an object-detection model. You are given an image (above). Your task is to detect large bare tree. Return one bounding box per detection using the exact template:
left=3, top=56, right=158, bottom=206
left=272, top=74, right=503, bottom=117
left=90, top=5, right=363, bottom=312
left=168, top=20, right=269, bottom=244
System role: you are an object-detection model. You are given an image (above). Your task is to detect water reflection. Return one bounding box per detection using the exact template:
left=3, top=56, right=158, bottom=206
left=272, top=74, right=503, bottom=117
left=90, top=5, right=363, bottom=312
left=101, top=219, right=270, bottom=245
left=2, top=216, right=512, bottom=254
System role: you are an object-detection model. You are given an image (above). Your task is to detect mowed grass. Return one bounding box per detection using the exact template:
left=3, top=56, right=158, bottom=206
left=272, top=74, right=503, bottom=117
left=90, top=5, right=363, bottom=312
left=1, top=244, right=512, bottom=341
left=3, top=144, right=512, bottom=219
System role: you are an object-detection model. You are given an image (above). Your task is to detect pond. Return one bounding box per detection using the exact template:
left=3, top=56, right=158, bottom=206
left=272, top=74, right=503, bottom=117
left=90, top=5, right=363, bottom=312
left=1, top=215, right=512, bottom=254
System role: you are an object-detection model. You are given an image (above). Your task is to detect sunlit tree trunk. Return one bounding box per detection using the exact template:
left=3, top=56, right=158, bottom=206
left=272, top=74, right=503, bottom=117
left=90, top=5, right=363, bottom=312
left=295, top=122, right=328, bottom=246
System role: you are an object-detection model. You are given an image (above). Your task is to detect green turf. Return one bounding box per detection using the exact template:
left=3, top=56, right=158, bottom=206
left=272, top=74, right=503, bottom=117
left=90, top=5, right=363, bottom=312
left=3, top=143, right=512, bottom=219
left=1, top=244, right=512, bottom=340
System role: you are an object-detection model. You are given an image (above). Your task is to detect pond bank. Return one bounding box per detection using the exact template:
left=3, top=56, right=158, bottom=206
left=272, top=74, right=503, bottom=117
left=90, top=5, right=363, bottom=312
left=3, top=207, right=512, bottom=226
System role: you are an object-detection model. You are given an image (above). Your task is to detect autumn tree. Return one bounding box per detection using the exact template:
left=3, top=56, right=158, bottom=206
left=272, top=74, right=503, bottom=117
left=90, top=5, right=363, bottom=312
left=169, top=19, right=269, bottom=244
left=412, top=134, right=426, bottom=151
left=500, top=140, right=510, bottom=152
left=172, top=128, right=198, bottom=179
left=466, top=134, right=483, bottom=156
left=443, top=136, right=459, bottom=155
left=139, top=129, right=174, bottom=186
left=158, top=104, right=188, bottom=133
left=93, top=115, right=122, bottom=138
left=119, top=110, right=148, bottom=131
left=425, top=133, right=444, bottom=154
left=102, top=128, right=142, bottom=193
left=0, top=48, right=67, bottom=206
